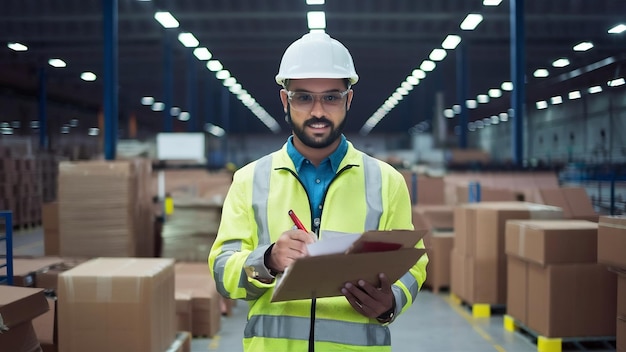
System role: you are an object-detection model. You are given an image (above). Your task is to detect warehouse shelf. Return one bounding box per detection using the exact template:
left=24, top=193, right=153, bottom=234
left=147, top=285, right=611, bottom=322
left=0, top=210, right=14, bottom=285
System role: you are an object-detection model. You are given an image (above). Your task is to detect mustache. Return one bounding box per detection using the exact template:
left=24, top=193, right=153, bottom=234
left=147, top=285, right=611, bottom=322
left=304, top=117, right=333, bottom=126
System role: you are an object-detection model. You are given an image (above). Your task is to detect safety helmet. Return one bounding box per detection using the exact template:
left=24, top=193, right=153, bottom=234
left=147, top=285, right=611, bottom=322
left=275, top=32, right=359, bottom=87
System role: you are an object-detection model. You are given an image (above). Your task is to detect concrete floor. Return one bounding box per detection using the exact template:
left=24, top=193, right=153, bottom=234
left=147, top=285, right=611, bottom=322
left=2, top=227, right=618, bottom=352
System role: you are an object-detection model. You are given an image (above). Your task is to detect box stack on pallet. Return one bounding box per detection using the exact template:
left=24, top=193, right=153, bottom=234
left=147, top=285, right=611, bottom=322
left=0, top=147, right=42, bottom=229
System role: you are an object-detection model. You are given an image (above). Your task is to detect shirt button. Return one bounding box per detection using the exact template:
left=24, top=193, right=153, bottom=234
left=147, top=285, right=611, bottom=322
left=315, top=179, right=321, bottom=184
left=318, top=205, right=323, bottom=210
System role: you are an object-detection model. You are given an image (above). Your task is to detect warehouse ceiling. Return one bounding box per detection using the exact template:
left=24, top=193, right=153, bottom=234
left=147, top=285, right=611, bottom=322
left=0, top=0, right=625, bottom=139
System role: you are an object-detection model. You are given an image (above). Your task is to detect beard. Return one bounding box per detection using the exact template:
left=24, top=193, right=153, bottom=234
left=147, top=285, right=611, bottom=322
left=289, top=110, right=347, bottom=149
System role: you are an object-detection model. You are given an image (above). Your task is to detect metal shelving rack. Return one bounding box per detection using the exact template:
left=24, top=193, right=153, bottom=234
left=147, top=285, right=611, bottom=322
left=0, top=210, right=14, bottom=285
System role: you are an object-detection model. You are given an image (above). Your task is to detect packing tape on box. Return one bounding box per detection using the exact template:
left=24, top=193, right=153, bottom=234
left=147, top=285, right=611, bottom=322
left=599, top=221, right=626, bottom=230
left=62, top=259, right=143, bottom=303
left=528, top=204, right=562, bottom=219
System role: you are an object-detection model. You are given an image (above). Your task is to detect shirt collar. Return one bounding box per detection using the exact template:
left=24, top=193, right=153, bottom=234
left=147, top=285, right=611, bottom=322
left=286, top=134, right=348, bottom=173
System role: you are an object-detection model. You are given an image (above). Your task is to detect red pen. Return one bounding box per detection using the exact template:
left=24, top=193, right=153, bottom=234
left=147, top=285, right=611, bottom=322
left=288, top=209, right=308, bottom=232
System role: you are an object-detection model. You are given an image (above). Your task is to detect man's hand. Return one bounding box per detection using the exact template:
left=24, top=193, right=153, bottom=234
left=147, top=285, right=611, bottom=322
left=341, top=273, right=394, bottom=319
left=266, top=229, right=315, bottom=273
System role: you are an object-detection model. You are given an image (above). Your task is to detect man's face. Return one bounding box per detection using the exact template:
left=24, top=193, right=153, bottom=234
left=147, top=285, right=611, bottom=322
left=280, top=78, right=353, bottom=149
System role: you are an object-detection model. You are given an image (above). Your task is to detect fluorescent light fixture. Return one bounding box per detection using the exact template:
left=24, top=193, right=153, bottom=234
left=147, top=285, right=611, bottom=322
left=475, top=120, right=484, bottom=129
left=501, top=81, right=513, bottom=91
left=488, top=88, right=502, bottom=98
left=468, top=122, right=476, bottom=131
left=568, top=91, right=581, bottom=100
left=178, top=112, right=190, bottom=121
left=608, top=24, right=626, bottom=34
left=441, top=35, right=462, bottom=50
left=229, top=83, right=242, bottom=94
left=499, top=112, right=508, bottom=121
left=80, top=72, right=97, bottom=81
left=406, top=76, right=419, bottom=85
left=412, top=69, right=426, bottom=79
left=401, top=82, right=414, bottom=91
left=170, top=107, right=181, bottom=116
left=550, top=96, right=563, bottom=105
left=452, top=104, right=461, bottom=114
left=216, top=69, right=230, bottom=80
left=552, top=58, right=570, bottom=68
left=307, top=11, right=326, bottom=29
left=193, top=47, right=212, bottom=60
left=178, top=32, right=199, bottom=48
left=88, top=128, right=99, bottom=136
left=460, top=14, right=483, bottom=31
left=1, top=127, right=13, bottom=135
left=466, top=99, right=477, bottom=109
left=306, top=0, right=324, bottom=4
left=223, top=77, right=237, bottom=87
left=154, top=11, right=179, bottom=28
left=151, top=102, right=165, bottom=111
left=69, top=119, right=78, bottom=128
left=533, top=69, right=549, bottom=78
left=61, top=126, right=70, bottom=134
left=588, top=85, right=602, bottom=94
left=536, top=101, right=548, bottom=109
left=7, top=42, right=28, bottom=51
left=420, top=60, right=436, bottom=72
left=141, top=96, right=154, bottom=105
left=30, top=121, right=39, bottom=129
left=396, top=87, right=409, bottom=96
left=608, top=78, right=625, bottom=87
left=483, top=0, right=502, bottom=5
left=573, top=42, right=593, bottom=52
left=48, top=58, right=66, bottom=68
left=477, top=94, right=489, bottom=103
left=206, top=60, right=223, bottom=72
left=483, top=117, right=491, bottom=126
left=392, top=92, right=403, bottom=101
left=444, top=109, right=454, bottom=118
left=11, top=121, right=20, bottom=128
left=429, top=49, right=447, bottom=61
left=491, top=116, right=499, bottom=124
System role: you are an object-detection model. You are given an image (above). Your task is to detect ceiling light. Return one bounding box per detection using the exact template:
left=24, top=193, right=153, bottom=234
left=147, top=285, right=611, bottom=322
left=392, top=92, right=403, bottom=101
left=441, top=35, right=462, bottom=50
left=483, top=0, right=502, bottom=5
left=223, top=77, right=237, bottom=87
left=608, top=24, right=626, bottom=34
left=412, top=69, right=426, bottom=79
left=307, top=11, right=326, bottom=29
left=30, top=121, right=39, bottom=129
left=501, top=81, right=513, bottom=91
left=452, top=105, right=461, bottom=114
left=468, top=122, right=476, bottom=131
left=170, top=107, right=181, bottom=116
left=80, top=72, right=97, bottom=81
left=488, top=88, right=502, bottom=98
left=306, top=0, right=324, bottom=4
left=229, top=83, right=242, bottom=94
left=551, top=96, right=563, bottom=105
left=491, top=116, right=499, bottom=124
left=444, top=109, right=454, bottom=118
left=48, top=58, right=66, bottom=68
left=7, top=42, right=28, bottom=51
left=588, top=86, right=602, bottom=94
left=178, top=32, right=199, bottom=48
left=466, top=100, right=477, bottom=109
left=88, top=128, right=99, bottom=136
left=429, top=49, right=447, bottom=61
left=477, top=94, right=489, bottom=103
left=568, top=91, right=581, bottom=100
left=475, top=120, right=484, bottom=129
left=206, top=60, right=223, bottom=72
left=401, top=82, right=414, bottom=91
left=178, top=112, right=190, bottom=121
left=216, top=69, right=230, bottom=80
left=536, top=101, right=548, bottom=109
left=151, top=102, right=165, bottom=111
left=533, top=69, right=549, bottom=78
left=552, top=58, right=570, bottom=68
left=396, top=87, right=409, bottom=96
left=11, top=121, right=21, bottom=129
left=460, top=14, right=483, bottom=31
left=608, top=78, right=625, bottom=87
left=499, top=112, right=508, bottom=121
left=193, top=47, right=212, bottom=60
left=406, top=76, right=419, bottom=85
left=573, top=42, right=593, bottom=52
left=154, top=12, right=179, bottom=28
left=482, top=117, right=491, bottom=126
left=420, top=60, right=436, bottom=72
left=141, top=96, right=154, bottom=105
left=61, top=126, right=70, bottom=134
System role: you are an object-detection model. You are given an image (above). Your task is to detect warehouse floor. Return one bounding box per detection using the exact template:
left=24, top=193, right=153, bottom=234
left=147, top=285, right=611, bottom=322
left=4, top=227, right=618, bottom=352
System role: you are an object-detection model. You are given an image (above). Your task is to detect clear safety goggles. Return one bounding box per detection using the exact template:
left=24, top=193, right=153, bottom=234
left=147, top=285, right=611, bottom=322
left=286, top=89, right=349, bottom=113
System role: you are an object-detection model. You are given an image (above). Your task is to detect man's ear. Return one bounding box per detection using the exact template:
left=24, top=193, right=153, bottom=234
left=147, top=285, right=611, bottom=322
left=346, top=89, right=354, bottom=111
left=280, top=89, right=289, bottom=113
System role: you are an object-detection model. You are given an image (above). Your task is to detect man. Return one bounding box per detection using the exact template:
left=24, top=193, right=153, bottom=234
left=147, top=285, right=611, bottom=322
left=209, top=32, right=428, bottom=351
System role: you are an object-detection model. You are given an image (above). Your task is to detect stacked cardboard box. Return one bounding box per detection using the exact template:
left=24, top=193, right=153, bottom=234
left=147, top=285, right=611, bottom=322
left=41, top=202, right=59, bottom=255
left=597, top=215, right=626, bottom=350
left=0, top=257, right=65, bottom=287
left=538, top=187, right=598, bottom=222
left=57, top=159, right=154, bottom=257
left=400, top=172, right=446, bottom=205
left=32, top=297, right=57, bottom=352
left=174, top=262, right=222, bottom=337
left=450, top=202, right=563, bottom=305
left=57, top=258, right=176, bottom=352
left=505, top=220, right=616, bottom=337
left=0, top=286, right=50, bottom=352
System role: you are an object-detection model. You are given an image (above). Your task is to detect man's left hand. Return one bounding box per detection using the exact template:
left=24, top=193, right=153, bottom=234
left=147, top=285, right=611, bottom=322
left=341, top=273, right=394, bottom=318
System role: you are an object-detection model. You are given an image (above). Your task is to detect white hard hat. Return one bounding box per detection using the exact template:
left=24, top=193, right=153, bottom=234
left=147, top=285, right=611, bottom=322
left=275, top=32, right=359, bottom=86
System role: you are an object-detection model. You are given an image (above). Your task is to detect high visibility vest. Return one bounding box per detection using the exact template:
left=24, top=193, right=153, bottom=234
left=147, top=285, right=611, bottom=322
left=209, top=142, right=428, bottom=351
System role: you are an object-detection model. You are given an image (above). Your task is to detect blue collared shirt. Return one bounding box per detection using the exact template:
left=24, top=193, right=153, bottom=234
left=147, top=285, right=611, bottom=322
left=286, top=135, right=348, bottom=233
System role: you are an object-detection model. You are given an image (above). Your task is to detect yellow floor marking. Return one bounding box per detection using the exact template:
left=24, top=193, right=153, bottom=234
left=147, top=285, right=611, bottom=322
left=208, top=335, right=221, bottom=350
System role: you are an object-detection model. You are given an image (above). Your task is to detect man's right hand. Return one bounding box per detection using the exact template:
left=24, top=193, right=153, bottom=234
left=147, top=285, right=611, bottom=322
left=266, top=229, right=316, bottom=273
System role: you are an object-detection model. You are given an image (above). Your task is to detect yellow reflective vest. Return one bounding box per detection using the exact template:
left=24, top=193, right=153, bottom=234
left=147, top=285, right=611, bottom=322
left=209, top=141, right=428, bottom=351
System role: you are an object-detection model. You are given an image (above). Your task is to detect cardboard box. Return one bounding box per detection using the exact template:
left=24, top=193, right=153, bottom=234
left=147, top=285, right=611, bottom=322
left=618, top=316, right=625, bottom=352
left=0, top=286, right=49, bottom=352
left=618, top=271, right=626, bottom=317
left=42, top=202, right=59, bottom=256
left=538, top=187, right=597, bottom=220
left=168, top=332, right=192, bottom=352
left=175, top=292, right=193, bottom=333
left=505, top=220, right=598, bottom=265
left=412, top=205, right=454, bottom=230
left=598, top=216, right=626, bottom=268
left=0, top=257, right=64, bottom=287
left=57, top=258, right=176, bottom=352
left=32, top=298, right=57, bottom=352
left=449, top=249, right=467, bottom=302
left=175, top=263, right=222, bottom=337
left=527, top=263, right=616, bottom=338
left=271, top=230, right=427, bottom=302
left=423, top=231, right=454, bottom=293
left=506, top=257, right=528, bottom=325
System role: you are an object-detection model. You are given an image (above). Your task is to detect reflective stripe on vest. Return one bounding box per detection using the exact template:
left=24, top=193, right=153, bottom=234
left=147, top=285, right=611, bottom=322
left=245, top=315, right=391, bottom=347
left=252, top=155, right=273, bottom=246
left=361, top=154, right=383, bottom=231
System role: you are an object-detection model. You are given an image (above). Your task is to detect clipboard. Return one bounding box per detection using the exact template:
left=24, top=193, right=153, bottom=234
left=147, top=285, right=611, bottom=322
left=271, top=229, right=428, bottom=302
